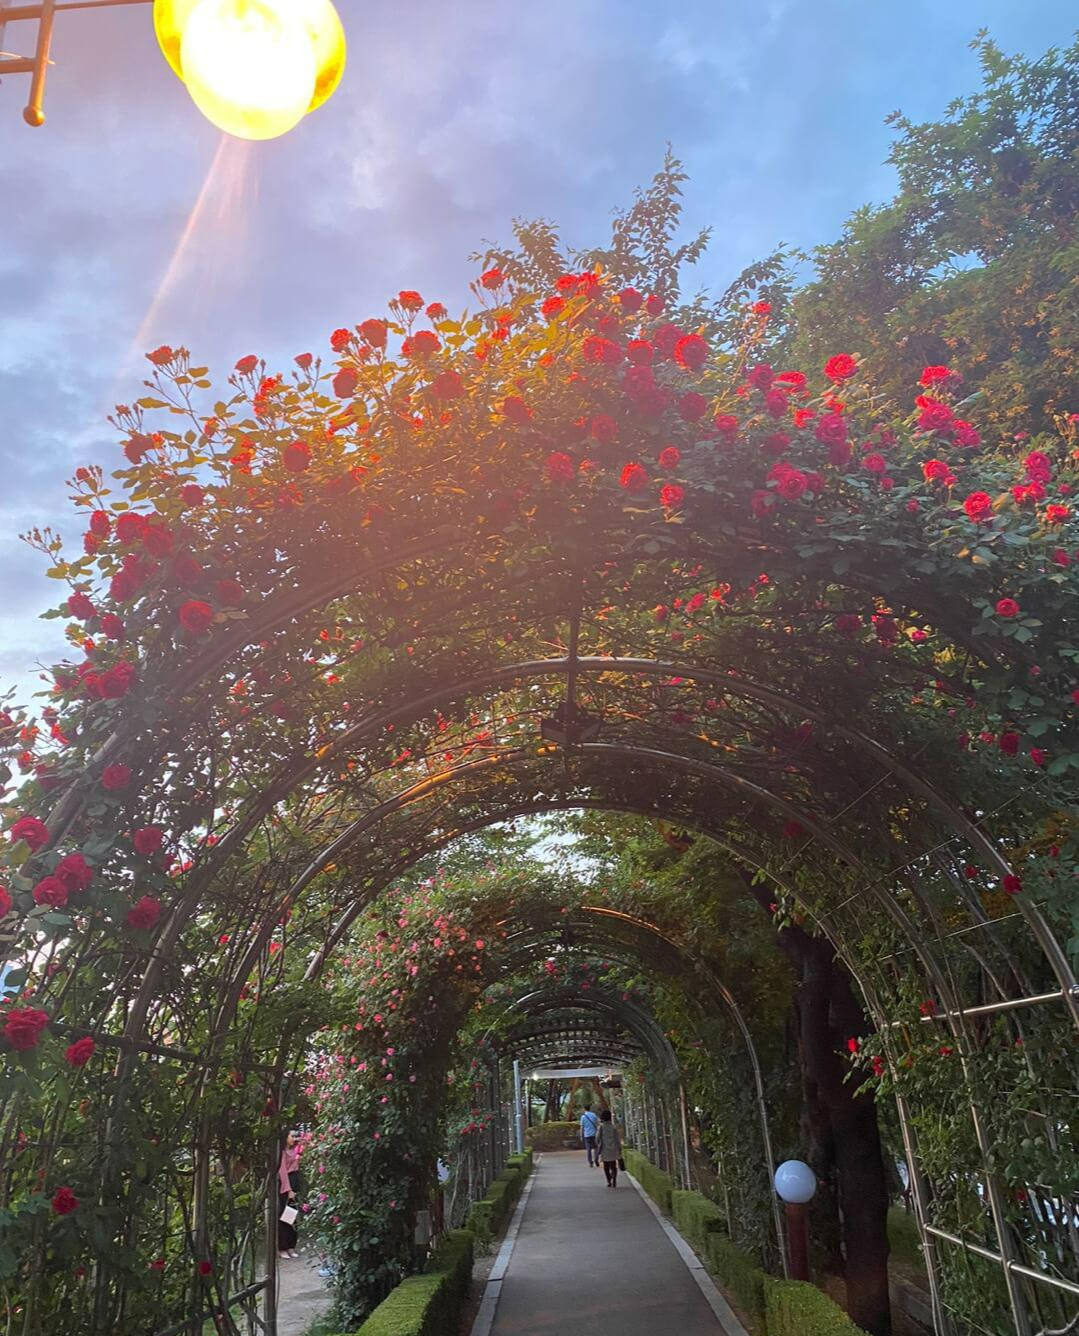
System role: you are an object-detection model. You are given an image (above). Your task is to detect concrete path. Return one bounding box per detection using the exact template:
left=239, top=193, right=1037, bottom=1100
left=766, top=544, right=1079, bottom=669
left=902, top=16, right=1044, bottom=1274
left=276, top=1251, right=330, bottom=1336
left=483, top=1152, right=732, bottom=1335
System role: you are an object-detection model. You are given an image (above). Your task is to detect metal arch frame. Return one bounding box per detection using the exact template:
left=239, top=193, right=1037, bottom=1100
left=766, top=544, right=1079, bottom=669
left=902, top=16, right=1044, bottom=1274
left=495, top=907, right=790, bottom=1272
left=102, top=653, right=1079, bottom=1066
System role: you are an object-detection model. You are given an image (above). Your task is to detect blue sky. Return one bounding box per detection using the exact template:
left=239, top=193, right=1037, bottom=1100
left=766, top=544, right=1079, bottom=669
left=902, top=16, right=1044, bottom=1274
left=1, top=0, right=1075, bottom=702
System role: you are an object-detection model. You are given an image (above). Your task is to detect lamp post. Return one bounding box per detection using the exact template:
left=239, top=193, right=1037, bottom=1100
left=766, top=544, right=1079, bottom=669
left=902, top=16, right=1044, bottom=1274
left=774, top=1159, right=817, bottom=1282
left=0, top=0, right=345, bottom=135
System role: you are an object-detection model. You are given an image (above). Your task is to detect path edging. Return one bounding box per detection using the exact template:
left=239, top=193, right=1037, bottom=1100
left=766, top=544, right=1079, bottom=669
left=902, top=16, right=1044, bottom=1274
left=467, top=1164, right=539, bottom=1336
left=626, top=1172, right=750, bottom=1336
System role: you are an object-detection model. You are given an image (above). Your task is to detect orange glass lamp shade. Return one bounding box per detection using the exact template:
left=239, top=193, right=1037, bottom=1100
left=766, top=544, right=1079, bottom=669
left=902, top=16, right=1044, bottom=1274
left=153, top=0, right=346, bottom=140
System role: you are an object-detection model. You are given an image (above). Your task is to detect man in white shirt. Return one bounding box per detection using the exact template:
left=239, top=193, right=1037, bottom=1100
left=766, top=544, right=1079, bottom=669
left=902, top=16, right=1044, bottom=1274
left=579, top=1104, right=600, bottom=1167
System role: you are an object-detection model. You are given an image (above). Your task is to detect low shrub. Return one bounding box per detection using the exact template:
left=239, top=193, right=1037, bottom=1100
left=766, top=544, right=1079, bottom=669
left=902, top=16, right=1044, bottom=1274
left=705, top=1234, right=767, bottom=1333
left=763, top=1277, right=870, bottom=1336
left=464, top=1156, right=532, bottom=1245
left=672, top=1189, right=727, bottom=1245
left=887, top=1205, right=924, bottom=1272
left=353, top=1229, right=474, bottom=1336
left=622, top=1147, right=673, bottom=1213
left=524, top=1121, right=578, bottom=1152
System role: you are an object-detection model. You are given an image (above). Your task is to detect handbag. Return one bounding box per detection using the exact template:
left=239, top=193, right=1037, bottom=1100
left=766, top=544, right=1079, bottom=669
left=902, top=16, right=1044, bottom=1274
left=280, top=1204, right=298, bottom=1226
left=617, top=1156, right=626, bottom=1172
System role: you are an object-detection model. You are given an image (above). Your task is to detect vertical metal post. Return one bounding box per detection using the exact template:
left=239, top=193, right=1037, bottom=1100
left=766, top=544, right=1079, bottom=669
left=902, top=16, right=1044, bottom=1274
left=678, top=1085, right=693, bottom=1190
left=513, top=1060, right=524, bottom=1154
left=263, top=1131, right=279, bottom=1336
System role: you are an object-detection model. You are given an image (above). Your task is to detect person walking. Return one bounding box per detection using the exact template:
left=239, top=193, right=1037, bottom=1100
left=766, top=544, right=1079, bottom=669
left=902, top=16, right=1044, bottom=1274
left=579, top=1103, right=600, bottom=1168
left=595, top=1108, right=622, bottom=1188
left=278, top=1130, right=302, bottom=1259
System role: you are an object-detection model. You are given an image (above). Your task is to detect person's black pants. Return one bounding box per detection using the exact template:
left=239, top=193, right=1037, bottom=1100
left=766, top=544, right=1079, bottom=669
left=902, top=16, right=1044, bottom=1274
left=603, top=1160, right=618, bottom=1186
left=278, top=1171, right=299, bottom=1250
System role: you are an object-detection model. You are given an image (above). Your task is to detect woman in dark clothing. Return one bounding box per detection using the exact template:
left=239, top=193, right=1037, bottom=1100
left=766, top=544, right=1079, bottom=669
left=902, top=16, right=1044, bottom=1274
left=595, top=1109, right=622, bottom=1188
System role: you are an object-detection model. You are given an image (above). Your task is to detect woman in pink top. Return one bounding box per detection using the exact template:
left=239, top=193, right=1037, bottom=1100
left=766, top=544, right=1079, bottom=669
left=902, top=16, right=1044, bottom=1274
left=278, top=1131, right=302, bottom=1259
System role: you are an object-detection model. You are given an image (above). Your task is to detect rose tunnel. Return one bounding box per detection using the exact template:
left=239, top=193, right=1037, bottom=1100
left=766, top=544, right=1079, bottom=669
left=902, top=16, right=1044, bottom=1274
left=1, top=264, right=1078, bottom=1336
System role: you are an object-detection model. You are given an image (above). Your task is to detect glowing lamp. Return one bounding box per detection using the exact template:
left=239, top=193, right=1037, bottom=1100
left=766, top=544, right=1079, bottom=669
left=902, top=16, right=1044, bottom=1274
left=153, top=0, right=346, bottom=140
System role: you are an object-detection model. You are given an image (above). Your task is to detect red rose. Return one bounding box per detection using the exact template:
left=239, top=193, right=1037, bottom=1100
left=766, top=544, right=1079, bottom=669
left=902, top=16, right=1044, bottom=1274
left=917, top=400, right=954, bottom=433
left=713, top=414, right=739, bottom=441
left=425, top=303, right=446, bottom=320
left=777, top=469, right=808, bottom=500
left=9, top=815, right=49, bottom=851
left=1002, top=874, right=1022, bottom=895
left=619, top=464, right=649, bottom=494
left=407, top=330, right=440, bottom=359
left=100, top=662, right=137, bottom=698
left=590, top=414, right=617, bottom=444
left=922, top=459, right=953, bottom=484
left=181, top=484, right=204, bottom=506
left=132, top=826, right=164, bottom=857
left=66, top=592, right=96, bottom=621
left=1024, top=451, right=1052, bottom=483
left=654, top=323, right=682, bottom=358
left=54, top=853, right=93, bottom=894
left=999, top=731, right=1020, bottom=756
left=235, top=355, right=258, bottom=374
left=429, top=370, right=464, bottom=400
left=919, top=365, right=951, bottom=386
left=295, top=352, right=313, bottom=369
left=480, top=267, right=503, bottom=289
left=65, top=1036, right=95, bottom=1067
left=619, top=287, right=643, bottom=313
left=824, top=353, right=857, bottom=381
left=746, top=364, right=773, bottom=391
left=501, top=396, right=531, bottom=425
left=198, top=1260, right=213, bottom=1277
left=660, top=483, right=685, bottom=511
left=89, top=510, right=110, bottom=538
left=360, top=319, right=388, bottom=348
left=1045, top=504, right=1070, bottom=525
left=179, top=600, right=213, bottom=638
left=752, top=300, right=771, bottom=315
left=3, top=1007, right=49, bottom=1051
left=216, top=579, right=245, bottom=606
left=673, top=334, right=708, bottom=371
left=115, top=513, right=149, bottom=546
left=125, top=895, right=163, bottom=931
left=873, top=614, right=898, bottom=645
left=583, top=335, right=623, bottom=366
left=51, top=1187, right=79, bottom=1216
left=102, top=764, right=131, bottom=791
left=397, top=290, right=423, bottom=310
left=658, top=446, right=681, bottom=470
left=1030, top=747, right=1048, bottom=767
left=963, top=491, right=992, bottom=521
left=147, top=346, right=174, bottom=367
left=678, top=392, right=708, bottom=422
left=33, top=876, right=68, bottom=908
left=761, top=432, right=790, bottom=458
left=142, top=522, right=175, bottom=559
left=332, top=368, right=358, bottom=399
left=814, top=412, right=847, bottom=447
left=329, top=328, right=351, bottom=352
left=283, top=441, right=311, bottom=473
left=541, top=296, right=565, bottom=321
left=952, top=421, right=980, bottom=448
left=0, top=886, right=10, bottom=918
left=862, top=453, right=886, bottom=474
left=645, top=294, right=665, bottom=315
left=623, top=365, right=656, bottom=398
left=765, top=389, right=788, bottom=419
left=995, top=598, right=1020, bottom=619
left=545, top=452, right=575, bottom=483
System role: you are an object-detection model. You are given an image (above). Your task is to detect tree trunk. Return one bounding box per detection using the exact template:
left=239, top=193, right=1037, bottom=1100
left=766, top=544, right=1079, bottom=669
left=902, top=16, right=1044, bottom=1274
left=740, top=874, right=892, bottom=1336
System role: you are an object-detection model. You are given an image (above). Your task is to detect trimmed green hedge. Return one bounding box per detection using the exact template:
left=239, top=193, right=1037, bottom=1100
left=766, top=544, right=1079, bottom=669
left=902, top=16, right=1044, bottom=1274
left=630, top=1154, right=868, bottom=1336
left=525, top=1121, right=578, bottom=1151
left=705, top=1233, right=767, bottom=1334
left=353, top=1229, right=474, bottom=1336
left=763, top=1278, right=870, bottom=1336
left=622, top=1147, right=673, bottom=1214
left=464, top=1155, right=532, bottom=1244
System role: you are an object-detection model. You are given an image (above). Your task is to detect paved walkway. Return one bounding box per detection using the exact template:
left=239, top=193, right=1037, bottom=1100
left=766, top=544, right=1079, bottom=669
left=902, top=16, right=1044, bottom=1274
left=277, top=1251, right=330, bottom=1336
left=483, top=1152, right=733, bottom=1335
